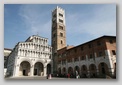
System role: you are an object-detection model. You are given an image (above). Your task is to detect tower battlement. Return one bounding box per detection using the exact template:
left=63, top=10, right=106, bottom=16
left=52, top=6, right=65, bottom=13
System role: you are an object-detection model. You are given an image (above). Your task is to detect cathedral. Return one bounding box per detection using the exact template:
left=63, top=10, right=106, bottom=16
left=6, top=35, right=52, bottom=77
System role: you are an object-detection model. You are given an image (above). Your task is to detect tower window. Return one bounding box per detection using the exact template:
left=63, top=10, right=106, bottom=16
left=53, top=27, right=56, bottom=30
left=53, top=20, right=56, bottom=24
left=61, top=40, right=63, bottom=44
left=59, top=13, right=63, bottom=17
left=60, top=33, right=63, bottom=37
left=53, top=14, right=56, bottom=18
left=112, top=50, right=116, bottom=55
left=59, top=26, right=63, bottom=30
left=59, top=19, right=63, bottom=23
left=53, top=34, right=56, bottom=37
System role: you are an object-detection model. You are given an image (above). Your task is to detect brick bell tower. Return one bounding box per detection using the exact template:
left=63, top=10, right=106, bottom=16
left=51, top=6, right=66, bottom=73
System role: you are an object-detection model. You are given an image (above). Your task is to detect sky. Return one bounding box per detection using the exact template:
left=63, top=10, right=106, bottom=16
left=4, top=4, right=116, bottom=49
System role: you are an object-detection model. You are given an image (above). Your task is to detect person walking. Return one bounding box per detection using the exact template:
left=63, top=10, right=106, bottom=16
left=67, top=73, right=70, bottom=78
left=75, top=70, right=79, bottom=79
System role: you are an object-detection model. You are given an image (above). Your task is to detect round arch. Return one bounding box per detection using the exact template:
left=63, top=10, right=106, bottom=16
left=81, top=65, right=87, bottom=77
left=19, top=61, right=31, bottom=76
left=34, top=62, right=44, bottom=76
left=58, top=68, right=61, bottom=74
left=34, top=60, right=45, bottom=66
left=89, top=64, right=97, bottom=77
left=19, top=58, right=32, bottom=66
left=68, top=67, right=73, bottom=75
left=62, top=67, right=66, bottom=74
left=74, top=66, right=80, bottom=74
left=98, top=62, right=109, bottom=76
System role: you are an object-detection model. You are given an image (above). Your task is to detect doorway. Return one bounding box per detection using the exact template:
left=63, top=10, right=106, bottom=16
left=23, top=70, right=26, bottom=76
left=34, top=69, right=37, bottom=75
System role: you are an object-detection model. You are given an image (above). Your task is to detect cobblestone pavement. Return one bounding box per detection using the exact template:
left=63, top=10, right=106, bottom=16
left=5, top=76, right=111, bottom=80
left=5, top=76, right=67, bottom=80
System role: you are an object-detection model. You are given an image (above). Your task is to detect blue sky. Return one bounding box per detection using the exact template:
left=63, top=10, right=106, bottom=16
left=4, top=4, right=116, bottom=49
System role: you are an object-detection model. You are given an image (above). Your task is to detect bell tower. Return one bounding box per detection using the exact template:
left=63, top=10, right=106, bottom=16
left=51, top=6, right=66, bottom=72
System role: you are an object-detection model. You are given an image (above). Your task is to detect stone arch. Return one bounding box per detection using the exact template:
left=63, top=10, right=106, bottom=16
left=81, top=65, right=87, bottom=77
left=74, top=66, right=80, bottom=74
left=34, top=62, right=44, bottom=76
left=58, top=68, right=61, bottom=74
left=62, top=67, right=66, bottom=74
left=19, top=58, right=32, bottom=65
left=47, top=64, right=51, bottom=74
left=68, top=67, right=73, bottom=75
left=19, top=61, right=31, bottom=76
left=89, top=64, right=97, bottom=77
left=98, top=62, right=109, bottom=76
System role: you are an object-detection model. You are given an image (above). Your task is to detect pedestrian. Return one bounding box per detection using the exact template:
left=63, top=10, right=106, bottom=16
left=75, top=70, right=79, bottom=79
left=47, top=74, right=48, bottom=79
left=67, top=73, right=70, bottom=78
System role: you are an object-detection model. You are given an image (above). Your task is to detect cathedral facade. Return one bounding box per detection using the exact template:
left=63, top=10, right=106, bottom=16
left=6, top=35, right=52, bottom=77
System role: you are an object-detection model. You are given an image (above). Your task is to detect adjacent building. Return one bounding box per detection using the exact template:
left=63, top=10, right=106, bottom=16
left=57, top=36, right=116, bottom=77
left=6, top=35, right=52, bottom=77
left=4, top=48, right=12, bottom=76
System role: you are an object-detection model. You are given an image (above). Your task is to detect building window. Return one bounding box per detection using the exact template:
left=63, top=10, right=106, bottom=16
left=61, top=40, right=63, bottom=44
left=90, top=54, right=93, bottom=59
left=81, top=47, right=84, bottom=51
left=109, top=40, right=113, bottom=44
left=60, top=32, right=63, bottom=37
left=81, top=56, right=85, bottom=60
left=59, top=19, right=63, bottom=23
left=53, top=14, right=56, bottom=18
left=88, top=44, right=92, bottom=48
left=68, top=59, right=72, bottom=63
left=112, top=50, right=116, bottom=55
left=99, top=51, right=103, bottom=57
left=97, top=41, right=101, bottom=46
left=59, top=26, right=63, bottom=30
left=59, top=13, right=63, bottom=17
left=62, top=60, right=66, bottom=65
left=52, top=20, right=56, bottom=24
left=49, top=55, right=51, bottom=59
left=74, top=49, right=77, bottom=53
left=74, top=58, right=79, bottom=62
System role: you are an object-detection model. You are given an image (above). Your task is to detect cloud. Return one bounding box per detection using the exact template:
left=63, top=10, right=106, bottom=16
left=19, top=5, right=51, bottom=42
left=66, top=4, right=116, bottom=38
left=18, top=4, right=116, bottom=46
